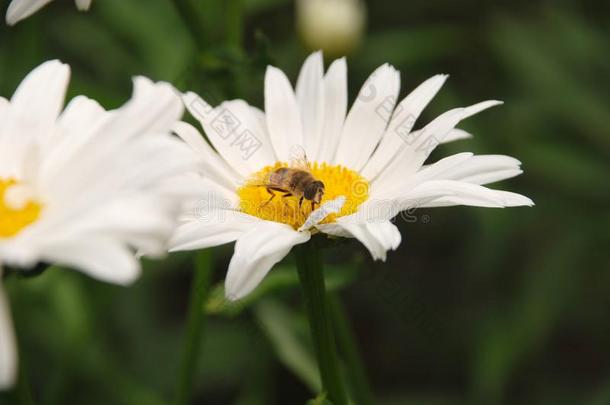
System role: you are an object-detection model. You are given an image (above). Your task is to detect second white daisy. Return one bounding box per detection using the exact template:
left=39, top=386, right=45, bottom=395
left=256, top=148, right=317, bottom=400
left=0, top=60, right=196, bottom=389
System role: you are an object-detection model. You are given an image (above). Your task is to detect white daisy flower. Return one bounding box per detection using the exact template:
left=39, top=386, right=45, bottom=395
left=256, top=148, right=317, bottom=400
left=6, top=0, right=91, bottom=26
left=170, top=52, right=533, bottom=301
left=0, top=60, right=195, bottom=389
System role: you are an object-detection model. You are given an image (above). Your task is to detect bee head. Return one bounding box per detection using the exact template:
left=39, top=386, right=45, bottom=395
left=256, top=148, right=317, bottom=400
left=305, top=181, right=325, bottom=204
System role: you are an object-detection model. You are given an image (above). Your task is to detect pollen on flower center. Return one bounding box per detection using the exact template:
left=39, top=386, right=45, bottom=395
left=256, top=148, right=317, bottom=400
left=237, top=162, right=369, bottom=230
left=0, top=178, right=42, bottom=238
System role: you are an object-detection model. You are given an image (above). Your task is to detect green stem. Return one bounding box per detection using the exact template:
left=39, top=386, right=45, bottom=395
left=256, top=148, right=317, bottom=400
left=329, top=294, right=375, bottom=405
left=174, top=250, right=213, bottom=405
left=172, top=0, right=207, bottom=50
left=15, top=356, right=34, bottom=405
left=294, top=243, right=348, bottom=405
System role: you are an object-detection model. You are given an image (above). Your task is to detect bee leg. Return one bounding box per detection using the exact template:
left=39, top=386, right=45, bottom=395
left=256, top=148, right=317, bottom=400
left=262, top=188, right=276, bottom=206
left=280, top=192, right=293, bottom=207
left=311, top=201, right=316, bottom=211
left=298, top=197, right=304, bottom=208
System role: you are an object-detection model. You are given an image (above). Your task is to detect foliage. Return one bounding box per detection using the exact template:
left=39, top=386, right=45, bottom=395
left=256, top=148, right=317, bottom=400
left=0, top=0, right=608, bottom=404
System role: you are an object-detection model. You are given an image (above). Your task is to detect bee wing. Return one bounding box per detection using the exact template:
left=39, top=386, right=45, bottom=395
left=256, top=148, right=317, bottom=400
left=288, top=145, right=311, bottom=172
left=244, top=169, right=282, bottom=189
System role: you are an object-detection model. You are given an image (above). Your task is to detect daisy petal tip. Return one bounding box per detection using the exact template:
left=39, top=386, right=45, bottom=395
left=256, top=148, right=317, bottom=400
left=334, top=56, right=347, bottom=65
left=132, top=75, right=153, bottom=86
left=224, top=278, right=250, bottom=302
left=225, top=291, right=241, bottom=302
left=107, top=265, right=142, bottom=287
left=505, top=194, right=534, bottom=207
left=265, top=65, right=282, bottom=77
left=5, top=6, right=23, bottom=26
left=434, top=73, right=449, bottom=83
left=310, top=49, right=323, bottom=59
left=182, top=91, right=198, bottom=100
left=0, top=363, right=17, bottom=391
left=36, top=60, right=71, bottom=79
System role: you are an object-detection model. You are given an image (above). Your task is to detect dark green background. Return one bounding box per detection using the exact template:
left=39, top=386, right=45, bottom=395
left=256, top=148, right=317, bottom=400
left=1, top=0, right=609, bottom=404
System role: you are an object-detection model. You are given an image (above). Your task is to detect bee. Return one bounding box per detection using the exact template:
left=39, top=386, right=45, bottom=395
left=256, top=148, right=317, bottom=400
left=258, top=146, right=325, bottom=210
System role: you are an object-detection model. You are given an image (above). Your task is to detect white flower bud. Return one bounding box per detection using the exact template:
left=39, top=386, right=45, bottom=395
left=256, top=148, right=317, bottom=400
left=296, top=0, right=367, bottom=57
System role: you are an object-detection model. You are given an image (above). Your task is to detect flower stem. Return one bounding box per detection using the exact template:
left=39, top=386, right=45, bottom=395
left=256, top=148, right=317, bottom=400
left=14, top=354, right=34, bottom=405
left=329, top=293, right=375, bottom=405
left=294, top=242, right=348, bottom=405
left=174, top=250, right=213, bottom=405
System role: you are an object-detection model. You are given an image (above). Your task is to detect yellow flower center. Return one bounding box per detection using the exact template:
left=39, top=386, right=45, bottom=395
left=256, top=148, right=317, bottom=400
left=0, top=178, right=42, bottom=238
left=238, top=162, right=369, bottom=230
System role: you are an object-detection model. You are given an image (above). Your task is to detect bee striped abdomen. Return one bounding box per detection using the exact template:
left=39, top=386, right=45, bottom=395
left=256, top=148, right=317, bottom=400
left=289, top=171, right=312, bottom=190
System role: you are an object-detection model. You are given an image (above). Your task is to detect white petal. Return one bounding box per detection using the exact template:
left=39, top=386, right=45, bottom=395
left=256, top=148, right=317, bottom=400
left=218, top=99, right=276, bottom=170
left=225, top=222, right=310, bottom=300
left=173, top=121, right=241, bottom=191
left=58, top=95, right=105, bottom=134
left=0, top=97, right=8, bottom=117
left=440, top=154, right=523, bottom=185
left=175, top=175, right=239, bottom=211
left=75, top=0, right=91, bottom=11
left=295, top=51, right=325, bottom=158
left=10, top=60, right=70, bottom=128
left=321, top=220, right=402, bottom=259
left=373, top=100, right=503, bottom=193
left=6, top=0, right=53, bottom=25
left=125, top=76, right=184, bottom=135
left=183, top=93, right=274, bottom=176
left=334, top=221, right=388, bottom=261
left=264, top=66, right=303, bottom=161
left=421, top=189, right=534, bottom=208
left=375, top=152, right=524, bottom=201
left=49, top=77, right=183, bottom=180
left=37, top=238, right=141, bottom=285
left=0, top=273, right=17, bottom=390
left=361, top=74, right=448, bottom=179
left=41, top=120, right=191, bottom=202
left=369, top=152, right=472, bottom=202
left=317, top=57, right=347, bottom=162
left=343, top=178, right=532, bottom=224
left=366, top=221, right=401, bottom=251
left=34, top=95, right=109, bottom=180
left=458, top=169, right=523, bottom=185
left=334, top=64, right=400, bottom=171
left=320, top=220, right=400, bottom=261
left=441, top=128, right=473, bottom=144
left=44, top=76, right=183, bottom=183
left=169, top=210, right=256, bottom=252
left=415, top=152, right=475, bottom=179
left=299, top=196, right=345, bottom=232
left=405, top=180, right=534, bottom=209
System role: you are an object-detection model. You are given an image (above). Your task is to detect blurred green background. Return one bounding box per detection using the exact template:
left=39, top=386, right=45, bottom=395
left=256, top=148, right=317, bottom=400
left=1, top=0, right=609, bottom=404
